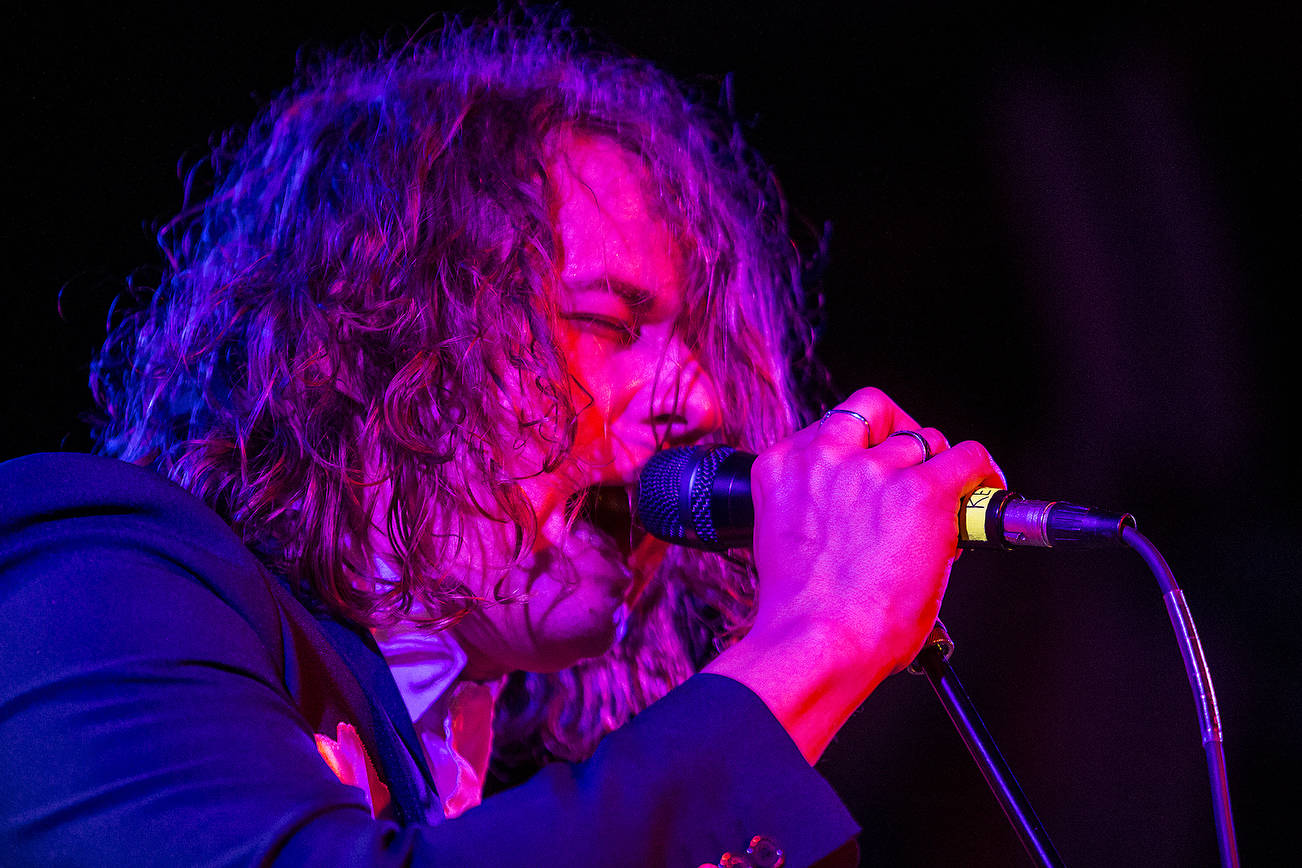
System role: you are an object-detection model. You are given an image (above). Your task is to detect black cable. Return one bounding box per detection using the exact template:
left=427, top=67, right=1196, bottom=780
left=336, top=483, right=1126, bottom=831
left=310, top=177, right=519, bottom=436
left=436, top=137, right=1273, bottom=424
left=1122, top=525, right=1240, bottom=867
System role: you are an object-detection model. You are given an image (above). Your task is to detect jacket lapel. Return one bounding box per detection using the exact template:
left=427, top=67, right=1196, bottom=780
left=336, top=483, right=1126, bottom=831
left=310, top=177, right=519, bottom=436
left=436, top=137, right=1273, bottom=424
left=269, top=579, right=441, bottom=825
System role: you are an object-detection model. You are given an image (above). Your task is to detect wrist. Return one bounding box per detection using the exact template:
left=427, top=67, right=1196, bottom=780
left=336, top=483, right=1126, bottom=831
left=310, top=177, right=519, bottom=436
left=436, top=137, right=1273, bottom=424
left=704, top=616, right=893, bottom=764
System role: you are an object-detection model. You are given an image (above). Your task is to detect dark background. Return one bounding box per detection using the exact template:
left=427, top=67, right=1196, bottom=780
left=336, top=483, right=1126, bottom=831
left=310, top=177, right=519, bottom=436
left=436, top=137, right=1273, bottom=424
left=7, top=2, right=1296, bottom=864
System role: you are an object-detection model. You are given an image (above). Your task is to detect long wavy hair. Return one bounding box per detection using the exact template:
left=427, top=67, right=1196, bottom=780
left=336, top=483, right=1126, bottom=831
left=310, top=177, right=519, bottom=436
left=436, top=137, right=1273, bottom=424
left=91, top=7, right=828, bottom=769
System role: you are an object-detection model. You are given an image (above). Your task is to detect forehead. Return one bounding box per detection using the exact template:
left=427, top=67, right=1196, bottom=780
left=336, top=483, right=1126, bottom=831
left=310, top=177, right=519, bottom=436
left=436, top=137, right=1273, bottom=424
left=547, top=134, right=683, bottom=313
left=550, top=135, right=646, bottom=205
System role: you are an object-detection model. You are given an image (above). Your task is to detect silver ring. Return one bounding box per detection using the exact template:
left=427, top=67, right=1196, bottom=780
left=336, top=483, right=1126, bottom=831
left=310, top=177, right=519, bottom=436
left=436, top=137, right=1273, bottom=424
left=889, top=430, right=933, bottom=463
left=820, top=408, right=872, bottom=440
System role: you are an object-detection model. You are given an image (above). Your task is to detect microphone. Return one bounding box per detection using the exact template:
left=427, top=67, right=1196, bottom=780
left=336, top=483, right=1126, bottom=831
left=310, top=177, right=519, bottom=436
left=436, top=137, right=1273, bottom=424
left=636, top=444, right=1136, bottom=552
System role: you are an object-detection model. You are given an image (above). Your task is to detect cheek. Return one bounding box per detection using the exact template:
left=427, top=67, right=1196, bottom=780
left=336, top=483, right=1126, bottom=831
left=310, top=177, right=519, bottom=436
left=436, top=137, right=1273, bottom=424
left=563, top=333, right=622, bottom=458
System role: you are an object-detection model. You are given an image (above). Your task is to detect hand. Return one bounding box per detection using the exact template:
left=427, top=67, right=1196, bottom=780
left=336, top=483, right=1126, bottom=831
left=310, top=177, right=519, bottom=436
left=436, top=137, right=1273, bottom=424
left=705, top=387, right=1004, bottom=762
left=751, top=386, right=1003, bottom=673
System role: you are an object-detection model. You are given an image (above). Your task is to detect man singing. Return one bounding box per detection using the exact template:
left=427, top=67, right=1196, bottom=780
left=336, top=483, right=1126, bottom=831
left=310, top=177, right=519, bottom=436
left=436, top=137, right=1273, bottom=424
left=1, top=9, right=1001, bottom=866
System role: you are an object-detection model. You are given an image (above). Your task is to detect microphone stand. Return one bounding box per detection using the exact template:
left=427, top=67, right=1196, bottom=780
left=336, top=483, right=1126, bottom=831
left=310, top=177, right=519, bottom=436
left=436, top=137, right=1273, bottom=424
left=909, top=621, right=1065, bottom=867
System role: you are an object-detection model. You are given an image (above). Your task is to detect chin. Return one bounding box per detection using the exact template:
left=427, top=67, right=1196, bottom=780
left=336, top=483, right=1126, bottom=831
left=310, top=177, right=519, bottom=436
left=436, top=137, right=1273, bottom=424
left=529, top=636, right=616, bottom=674
left=524, top=596, right=626, bottom=673
left=459, top=484, right=646, bottom=677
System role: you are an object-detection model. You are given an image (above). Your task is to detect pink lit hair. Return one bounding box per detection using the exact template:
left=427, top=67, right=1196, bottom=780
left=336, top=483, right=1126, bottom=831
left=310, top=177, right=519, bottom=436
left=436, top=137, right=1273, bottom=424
left=91, top=8, right=827, bottom=767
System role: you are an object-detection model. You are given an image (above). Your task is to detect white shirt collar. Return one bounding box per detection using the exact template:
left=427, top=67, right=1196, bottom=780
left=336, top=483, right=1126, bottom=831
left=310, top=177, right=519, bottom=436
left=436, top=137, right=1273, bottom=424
left=372, top=614, right=467, bottom=725
left=372, top=607, right=503, bottom=819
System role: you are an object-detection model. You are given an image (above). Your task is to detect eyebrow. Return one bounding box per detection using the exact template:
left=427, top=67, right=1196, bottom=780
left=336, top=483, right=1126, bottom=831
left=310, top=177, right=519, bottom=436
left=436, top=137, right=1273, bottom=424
left=566, top=276, right=658, bottom=311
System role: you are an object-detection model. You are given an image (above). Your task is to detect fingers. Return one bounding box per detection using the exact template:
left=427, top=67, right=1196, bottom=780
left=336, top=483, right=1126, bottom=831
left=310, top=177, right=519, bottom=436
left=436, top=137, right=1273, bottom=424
left=922, top=439, right=1007, bottom=496
left=783, top=386, right=1003, bottom=504
left=802, top=387, right=921, bottom=448
left=816, top=408, right=874, bottom=447
left=873, top=427, right=950, bottom=467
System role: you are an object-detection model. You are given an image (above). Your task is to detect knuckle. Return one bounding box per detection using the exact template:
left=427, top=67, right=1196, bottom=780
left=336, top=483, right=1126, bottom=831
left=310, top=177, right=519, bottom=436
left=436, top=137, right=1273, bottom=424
left=903, top=469, right=941, bottom=502
left=919, top=426, right=950, bottom=449
left=952, top=439, right=991, bottom=464
left=950, top=439, right=1003, bottom=482
left=752, top=445, right=786, bottom=484
left=853, top=452, right=892, bottom=487
left=808, top=435, right=845, bottom=462
left=750, top=449, right=787, bottom=508
left=878, top=470, right=936, bottom=513
left=847, top=385, right=889, bottom=407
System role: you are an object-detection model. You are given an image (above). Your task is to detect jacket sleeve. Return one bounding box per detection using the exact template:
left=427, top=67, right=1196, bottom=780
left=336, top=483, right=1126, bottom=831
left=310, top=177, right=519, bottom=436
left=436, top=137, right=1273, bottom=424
left=0, top=454, right=857, bottom=867
left=408, top=674, right=860, bottom=868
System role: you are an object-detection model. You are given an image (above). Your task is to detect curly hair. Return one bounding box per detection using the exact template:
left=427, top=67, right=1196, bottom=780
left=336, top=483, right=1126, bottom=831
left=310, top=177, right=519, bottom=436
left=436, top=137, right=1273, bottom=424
left=91, top=7, right=827, bottom=767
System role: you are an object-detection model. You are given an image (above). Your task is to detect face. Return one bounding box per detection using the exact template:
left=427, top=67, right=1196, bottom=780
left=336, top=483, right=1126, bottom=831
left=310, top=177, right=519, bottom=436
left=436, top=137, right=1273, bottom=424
left=448, top=134, right=721, bottom=679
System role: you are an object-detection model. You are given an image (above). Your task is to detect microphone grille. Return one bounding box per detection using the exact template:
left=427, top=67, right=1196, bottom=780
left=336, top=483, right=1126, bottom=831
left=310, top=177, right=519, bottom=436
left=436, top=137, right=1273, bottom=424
left=637, top=445, right=735, bottom=549
left=689, top=445, right=735, bottom=547
left=636, top=447, right=695, bottom=542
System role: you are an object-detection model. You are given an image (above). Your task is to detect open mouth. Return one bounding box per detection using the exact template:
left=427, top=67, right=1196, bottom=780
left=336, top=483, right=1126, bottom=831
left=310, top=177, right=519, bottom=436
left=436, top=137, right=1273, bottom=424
left=566, top=484, right=641, bottom=560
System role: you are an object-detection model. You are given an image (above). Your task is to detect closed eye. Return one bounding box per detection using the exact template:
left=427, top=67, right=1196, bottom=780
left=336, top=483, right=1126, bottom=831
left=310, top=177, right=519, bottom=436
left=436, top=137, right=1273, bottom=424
left=561, top=312, right=638, bottom=344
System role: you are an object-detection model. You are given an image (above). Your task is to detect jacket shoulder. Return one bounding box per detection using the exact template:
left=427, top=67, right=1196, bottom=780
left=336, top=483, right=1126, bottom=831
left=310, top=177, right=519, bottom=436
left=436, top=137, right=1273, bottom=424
left=0, top=451, right=283, bottom=647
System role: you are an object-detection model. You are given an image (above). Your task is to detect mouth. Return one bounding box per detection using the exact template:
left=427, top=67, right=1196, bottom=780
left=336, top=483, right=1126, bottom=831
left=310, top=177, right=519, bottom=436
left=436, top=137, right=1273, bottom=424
left=565, top=484, right=642, bottom=561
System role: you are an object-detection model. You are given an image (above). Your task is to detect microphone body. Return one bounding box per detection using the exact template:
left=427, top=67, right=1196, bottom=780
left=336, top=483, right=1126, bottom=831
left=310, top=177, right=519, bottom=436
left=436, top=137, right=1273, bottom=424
left=637, top=444, right=1136, bottom=552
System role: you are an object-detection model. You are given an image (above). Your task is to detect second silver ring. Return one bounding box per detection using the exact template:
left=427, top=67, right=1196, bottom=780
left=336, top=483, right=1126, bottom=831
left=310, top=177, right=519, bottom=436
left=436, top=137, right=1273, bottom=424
left=889, top=429, right=933, bottom=463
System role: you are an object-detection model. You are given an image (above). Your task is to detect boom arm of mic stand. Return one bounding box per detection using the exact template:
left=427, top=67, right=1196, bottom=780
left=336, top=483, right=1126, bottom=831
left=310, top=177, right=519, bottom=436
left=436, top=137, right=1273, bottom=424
left=909, top=621, right=1065, bottom=868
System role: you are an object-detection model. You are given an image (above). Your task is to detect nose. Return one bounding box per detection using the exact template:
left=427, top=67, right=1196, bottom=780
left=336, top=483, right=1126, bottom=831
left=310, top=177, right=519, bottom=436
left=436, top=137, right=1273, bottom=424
left=634, top=332, right=722, bottom=450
